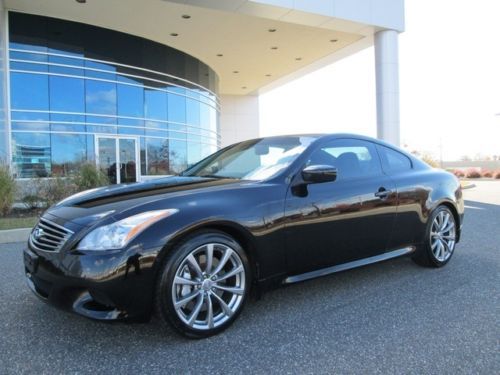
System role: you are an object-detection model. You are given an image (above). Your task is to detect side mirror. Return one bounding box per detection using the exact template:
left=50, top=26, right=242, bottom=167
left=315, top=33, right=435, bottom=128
left=301, top=165, right=337, bottom=184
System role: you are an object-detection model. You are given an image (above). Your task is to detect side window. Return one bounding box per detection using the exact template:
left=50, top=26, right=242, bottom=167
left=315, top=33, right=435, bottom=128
left=307, top=139, right=382, bottom=180
left=377, top=145, right=412, bottom=174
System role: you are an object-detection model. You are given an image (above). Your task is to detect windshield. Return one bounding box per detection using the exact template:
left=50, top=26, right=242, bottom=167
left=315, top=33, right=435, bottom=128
left=181, top=136, right=317, bottom=180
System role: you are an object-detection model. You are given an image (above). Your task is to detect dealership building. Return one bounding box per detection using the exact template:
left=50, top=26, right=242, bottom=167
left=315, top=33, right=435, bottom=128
left=0, top=0, right=404, bottom=183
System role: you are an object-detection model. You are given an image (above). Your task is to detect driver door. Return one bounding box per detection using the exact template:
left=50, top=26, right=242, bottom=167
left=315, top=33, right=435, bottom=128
left=284, top=138, right=398, bottom=275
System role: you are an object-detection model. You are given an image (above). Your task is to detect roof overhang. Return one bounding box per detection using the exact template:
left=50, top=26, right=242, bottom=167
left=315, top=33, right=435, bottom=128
left=4, top=0, right=404, bottom=95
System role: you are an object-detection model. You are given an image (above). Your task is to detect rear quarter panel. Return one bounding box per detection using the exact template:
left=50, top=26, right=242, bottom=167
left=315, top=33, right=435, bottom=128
left=389, top=169, right=463, bottom=249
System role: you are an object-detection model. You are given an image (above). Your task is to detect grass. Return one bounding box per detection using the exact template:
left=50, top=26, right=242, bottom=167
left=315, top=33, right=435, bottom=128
left=0, top=216, right=38, bottom=230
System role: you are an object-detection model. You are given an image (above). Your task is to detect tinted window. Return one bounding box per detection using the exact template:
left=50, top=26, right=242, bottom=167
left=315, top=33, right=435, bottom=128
left=307, top=139, right=382, bottom=180
left=377, top=145, right=412, bottom=174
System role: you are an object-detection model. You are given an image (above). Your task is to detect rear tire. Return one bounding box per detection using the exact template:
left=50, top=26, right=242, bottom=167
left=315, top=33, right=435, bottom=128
left=155, top=230, right=250, bottom=338
left=412, top=205, right=457, bottom=268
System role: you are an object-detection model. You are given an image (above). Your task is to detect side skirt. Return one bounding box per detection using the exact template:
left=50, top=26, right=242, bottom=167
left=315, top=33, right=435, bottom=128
left=283, top=246, right=416, bottom=284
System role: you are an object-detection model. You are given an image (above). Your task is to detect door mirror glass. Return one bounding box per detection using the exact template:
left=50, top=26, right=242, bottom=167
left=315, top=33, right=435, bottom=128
left=302, top=165, right=337, bottom=184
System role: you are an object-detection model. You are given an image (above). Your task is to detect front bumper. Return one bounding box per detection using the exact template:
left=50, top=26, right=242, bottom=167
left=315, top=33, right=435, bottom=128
left=23, top=244, right=159, bottom=320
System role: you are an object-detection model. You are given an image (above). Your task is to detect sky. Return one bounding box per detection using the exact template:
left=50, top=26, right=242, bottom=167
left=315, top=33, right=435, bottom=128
left=259, top=0, right=500, bottom=161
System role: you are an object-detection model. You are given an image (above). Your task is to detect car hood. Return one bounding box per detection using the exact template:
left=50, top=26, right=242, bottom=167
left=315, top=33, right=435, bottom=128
left=46, top=176, right=243, bottom=227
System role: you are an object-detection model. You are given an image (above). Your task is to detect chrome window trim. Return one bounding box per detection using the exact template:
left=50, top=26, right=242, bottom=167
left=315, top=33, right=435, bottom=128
left=11, top=110, right=220, bottom=138
left=10, top=68, right=220, bottom=111
left=10, top=58, right=219, bottom=108
left=12, top=109, right=219, bottom=132
left=11, top=130, right=218, bottom=147
left=9, top=48, right=219, bottom=104
left=11, top=119, right=219, bottom=141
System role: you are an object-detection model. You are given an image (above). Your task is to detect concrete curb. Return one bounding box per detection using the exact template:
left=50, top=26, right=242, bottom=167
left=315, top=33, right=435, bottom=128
left=461, top=183, right=476, bottom=190
left=0, top=228, right=31, bottom=244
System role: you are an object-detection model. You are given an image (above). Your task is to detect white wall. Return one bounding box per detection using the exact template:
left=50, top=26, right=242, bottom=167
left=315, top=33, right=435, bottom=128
left=219, top=95, right=260, bottom=147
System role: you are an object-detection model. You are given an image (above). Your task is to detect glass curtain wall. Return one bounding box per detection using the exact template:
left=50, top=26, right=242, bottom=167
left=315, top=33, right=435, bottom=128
left=8, top=12, right=219, bottom=179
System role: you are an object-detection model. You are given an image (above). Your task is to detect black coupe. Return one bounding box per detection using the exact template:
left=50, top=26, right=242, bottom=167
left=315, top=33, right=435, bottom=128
left=23, top=134, right=464, bottom=338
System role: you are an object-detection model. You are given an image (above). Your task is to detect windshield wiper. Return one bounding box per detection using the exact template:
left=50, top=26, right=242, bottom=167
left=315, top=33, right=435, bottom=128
left=198, top=174, right=234, bottom=179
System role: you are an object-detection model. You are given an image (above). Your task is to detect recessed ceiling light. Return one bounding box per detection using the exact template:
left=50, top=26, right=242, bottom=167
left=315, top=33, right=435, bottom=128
left=181, top=14, right=191, bottom=19
left=75, top=0, right=86, bottom=3
left=170, top=33, right=179, bottom=37
left=233, top=70, right=239, bottom=74
left=270, top=46, right=278, bottom=50
left=268, top=28, right=277, bottom=33
left=216, top=54, right=223, bottom=57
left=330, top=39, right=338, bottom=43
left=295, top=57, right=302, bottom=61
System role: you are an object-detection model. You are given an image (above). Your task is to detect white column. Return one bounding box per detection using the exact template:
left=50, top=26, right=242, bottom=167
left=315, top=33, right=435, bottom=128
left=374, top=30, right=400, bottom=146
left=219, top=95, right=260, bottom=147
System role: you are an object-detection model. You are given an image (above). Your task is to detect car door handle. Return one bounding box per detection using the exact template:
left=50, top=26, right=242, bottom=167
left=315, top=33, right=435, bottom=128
left=374, top=188, right=392, bottom=199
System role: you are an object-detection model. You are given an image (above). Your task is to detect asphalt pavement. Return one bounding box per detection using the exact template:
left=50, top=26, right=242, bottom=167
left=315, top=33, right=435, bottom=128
left=0, top=181, right=498, bottom=374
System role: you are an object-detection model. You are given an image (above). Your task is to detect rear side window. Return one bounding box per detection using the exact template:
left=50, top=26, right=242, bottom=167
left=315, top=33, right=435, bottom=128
left=307, top=139, right=382, bottom=180
left=377, top=145, right=412, bottom=174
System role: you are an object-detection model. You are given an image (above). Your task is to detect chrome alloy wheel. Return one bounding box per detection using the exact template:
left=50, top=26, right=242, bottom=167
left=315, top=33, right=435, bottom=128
left=171, top=243, right=246, bottom=330
left=430, top=210, right=456, bottom=262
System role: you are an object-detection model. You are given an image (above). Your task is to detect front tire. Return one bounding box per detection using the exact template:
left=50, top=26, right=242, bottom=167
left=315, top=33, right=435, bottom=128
left=412, top=205, right=457, bottom=267
left=156, top=230, right=250, bottom=338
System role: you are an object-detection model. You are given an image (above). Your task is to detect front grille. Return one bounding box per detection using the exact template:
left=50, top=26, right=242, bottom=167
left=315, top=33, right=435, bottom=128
left=29, top=218, right=73, bottom=252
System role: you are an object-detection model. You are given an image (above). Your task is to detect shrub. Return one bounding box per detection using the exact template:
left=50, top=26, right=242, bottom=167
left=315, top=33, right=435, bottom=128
left=453, top=169, right=465, bottom=178
left=482, top=170, right=493, bottom=178
left=0, top=165, right=16, bottom=216
left=465, top=168, right=481, bottom=178
left=421, top=154, right=440, bottom=168
left=494, top=170, right=500, bottom=179
left=73, top=163, right=109, bottom=191
left=22, top=195, right=40, bottom=210
left=41, top=177, right=78, bottom=207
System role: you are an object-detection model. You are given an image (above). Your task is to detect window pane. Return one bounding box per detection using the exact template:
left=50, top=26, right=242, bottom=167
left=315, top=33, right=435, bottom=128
left=146, top=138, right=169, bottom=175
left=117, top=77, right=144, bottom=118
left=168, top=88, right=186, bottom=123
left=51, top=134, right=87, bottom=176
left=10, top=72, right=49, bottom=110
left=85, top=80, right=117, bottom=115
left=119, top=138, right=137, bottom=183
left=97, top=138, right=117, bottom=184
left=49, top=76, right=85, bottom=112
left=186, top=96, right=200, bottom=126
left=378, top=145, right=412, bottom=174
left=11, top=132, right=51, bottom=178
left=144, top=89, right=167, bottom=120
left=309, top=139, right=382, bottom=180
left=169, top=139, right=187, bottom=174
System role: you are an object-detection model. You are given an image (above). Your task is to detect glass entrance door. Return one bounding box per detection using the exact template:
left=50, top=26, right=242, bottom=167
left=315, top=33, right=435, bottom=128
left=97, top=137, right=138, bottom=184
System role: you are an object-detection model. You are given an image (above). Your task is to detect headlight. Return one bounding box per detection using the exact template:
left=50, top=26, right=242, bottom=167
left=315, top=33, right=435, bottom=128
left=77, top=209, right=178, bottom=251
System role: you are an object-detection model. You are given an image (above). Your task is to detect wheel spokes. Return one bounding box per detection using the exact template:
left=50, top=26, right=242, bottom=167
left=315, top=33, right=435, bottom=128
left=187, top=294, right=204, bottom=326
left=211, top=291, right=234, bottom=317
left=206, top=293, right=214, bottom=329
left=175, top=290, right=201, bottom=310
left=211, top=247, right=233, bottom=277
left=213, top=284, right=245, bottom=295
left=172, top=242, right=245, bottom=330
left=186, top=254, right=203, bottom=278
left=205, top=244, right=214, bottom=274
left=174, top=276, right=199, bottom=286
left=215, top=264, right=244, bottom=282
left=440, top=213, right=449, bottom=231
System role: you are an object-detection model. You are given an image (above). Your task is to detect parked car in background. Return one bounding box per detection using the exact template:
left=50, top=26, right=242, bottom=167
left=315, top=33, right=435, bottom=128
left=23, top=134, right=464, bottom=338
